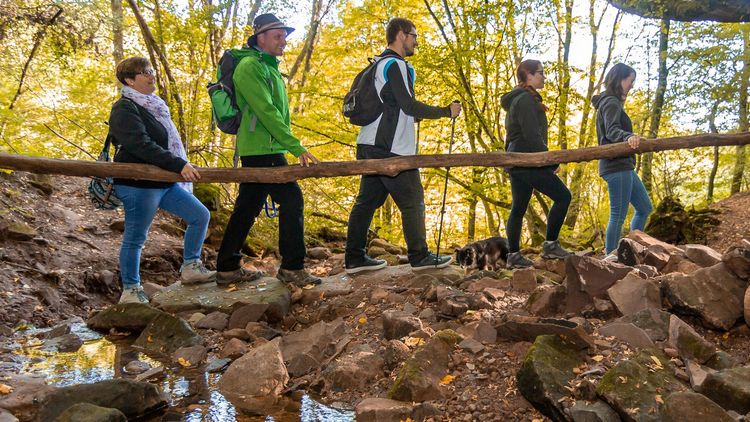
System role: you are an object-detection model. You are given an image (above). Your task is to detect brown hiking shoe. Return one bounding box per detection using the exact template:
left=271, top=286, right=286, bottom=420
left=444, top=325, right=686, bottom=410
left=276, top=268, right=322, bottom=288
left=216, top=267, right=265, bottom=286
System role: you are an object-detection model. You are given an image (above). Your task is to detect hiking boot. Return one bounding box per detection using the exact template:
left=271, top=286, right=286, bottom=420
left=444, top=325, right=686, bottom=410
left=180, top=260, right=217, bottom=285
left=345, top=255, right=387, bottom=274
left=506, top=252, right=534, bottom=269
left=541, top=240, right=572, bottom=259
left=119, top=286, right=149, bottom=304
left=216, top=267, right=265, bottom=286
left=411, top=253, right=453, bottom=271
left=276, top=268, right=322, bottom=288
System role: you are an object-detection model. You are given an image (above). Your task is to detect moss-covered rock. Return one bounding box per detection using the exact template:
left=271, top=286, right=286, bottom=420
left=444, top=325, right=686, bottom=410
left=516, top=335, right=584, bottom=422
left=700, top=366, right=750, bottom=414
left=86, top=303, right=164, bottom=333
left=193, top=183, right=223, bottom=211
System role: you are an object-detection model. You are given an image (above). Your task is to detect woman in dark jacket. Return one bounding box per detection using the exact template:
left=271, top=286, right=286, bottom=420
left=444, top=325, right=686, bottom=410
left=592, top=63, right=653, bottom=261
left=110, top=57, right=215, bottom=304
left=500, top=60, right=572, bottom=268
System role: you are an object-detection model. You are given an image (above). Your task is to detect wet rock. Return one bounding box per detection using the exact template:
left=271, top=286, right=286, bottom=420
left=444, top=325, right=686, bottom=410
left=173, top=345, right=207, bottom=367
left=382, top=310, right=423, bottom=340
left=663, top=391, right=734, bottom=422
left=383, top=340, right=411, bottom=369
left=516, top=335, right=584, bottom=422
left=245, top=322, right=282, bottom=340
left=194, top=311, right=228, bottom=331
left=685, top=244, right=723, bottom=268
left=616, top=308, right=671, bottom=343
left=38, top=379, right=166, bottom=421
left=323, top=351, right=384, bottom=392
left=569, top=400, right=621, bottom=422
left=456, top=320, right=497, bottom=344
left=134, top=367, right=164, bottom=382
left=511, top=268, right=537, bottom=292
left=0, top=374, right=57, bottom=422
left=617, top=238, right=646, bottom=266
left=307, top=247, right=332, bottom=260
left=86, top=304, right=162, bottom=334
left=355, top=398, right=413, bottom=422
left=700, top=367, right=750, bottom=414
left=598, top=322, right=654, bottom=349
left=685, top=360, right=714, bottom=391
left=458, top=338, right=484, bottom=354
left=606, top=273, right=661, bottom=316
left=722, top=243, right=750, bottom=280
left=217, top=339, right=290, bottom=416
left=44, top=323, right=71, bottom=339
left=5, top=221, right=37, bottom=241
left=42, top=333, right=83, bottom=353
left=662, top=263, right=746, bottom=330
left=526, top=285, right=566, bottom=317
left=300, top=276, right=354, bottom=305
left=388, top=330, right=462, bottom=402
left=122, top=360, right=151, bottom=375
left=596, top=350, right=686, bottom=422
left=496, top=314, right=595, bottom=350
left=565, top=256, right=635, bottom=314
left=228, top=303, right=269, bottom=329
left=54, top=402, right=127, bottom=422
left=280, top=319, right=345, bottom=377
left=220, top=338, right=248, bottom=360
left=222, top=328, right=251, bottom=341
left=668, top=314, right=717, bottom=364
left=151, top=277, right=290, bottom=322
left=133, top=313, right=202, bottom=356
left=206, top=358, right=231, bottom=373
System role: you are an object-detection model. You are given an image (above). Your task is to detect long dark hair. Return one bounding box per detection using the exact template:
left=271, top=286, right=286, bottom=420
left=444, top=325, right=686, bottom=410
left=604, top=63, right=636, bottom=100
left=515, top=59, right=547, bottom=111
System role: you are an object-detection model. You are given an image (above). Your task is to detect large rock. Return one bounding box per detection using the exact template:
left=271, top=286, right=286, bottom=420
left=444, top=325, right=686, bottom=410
left=667, top=315, right=717, bottom=364
left=382, top=310, right=423, bottom=340
left=517, top=335, right=584, bottom=422
left=496, top=314, right=595, bottom=350
left=723, top=242, right=750, bottom=280
left=194, top=311, right=228, bottom=330
left=300, top=275, right=354, bottom=305
left=598, top=322, right=654, bottom=349
left=323, top=351, right=384, bottom=392
left=526, top=284, right=567, bottom=317
left=132, top=313, right=202, bottom=356
left=662, top=263, right=747, bottom=330
left=569, top=400, right=621, bottom=422
left=684, top=244, right=723, bottom=268
left=38, top=379, right=166, bottom=421
left=227, top=303, right=268, bottom=329
left=0, top=375, right=57, bottom=422
left=217, top=339, right=290, bottom=416
left=662, top=391, right=734, bottom=422
left=151, top=276, right=291, bottom=322
left=700, top=366, right=750, bottom=414
left=42, top=333, right=83, bottom=353
left=355, top=398, right=413, bottom=422
left=597, top=350, right=686, bottom=422
left=54, top=403, right=127, bottom=422
left=606, top=273, right=662, bottom=316
left=280, top=319, right=346, bottom=377
left=565, top=256, right=635, bottom=314
left=86, top=304, right=163, bottom=333
left=388, top=330, right=462, bottom=402
left=5, top=221, right=37, bottom=241
left=616, top=308, right=671, bottom=343
left=617, top=238, right=646, bottom=266
left=456, top=320, right=497, bottom=344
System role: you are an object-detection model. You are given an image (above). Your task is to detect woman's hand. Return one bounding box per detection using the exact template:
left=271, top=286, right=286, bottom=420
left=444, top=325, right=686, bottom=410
left=626, top=134, right=643, bottom=149
left=180, top=163, right=201, bottom=182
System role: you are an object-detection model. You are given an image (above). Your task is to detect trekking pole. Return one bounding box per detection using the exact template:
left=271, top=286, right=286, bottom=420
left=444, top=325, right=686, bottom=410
left=435, top=102, right=459, bottom=263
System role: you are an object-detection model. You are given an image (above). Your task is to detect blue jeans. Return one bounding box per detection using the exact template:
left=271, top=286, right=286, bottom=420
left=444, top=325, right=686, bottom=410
left=602, top=170, right=653, bottom=253
left=114, top=184, right=210, bottom=289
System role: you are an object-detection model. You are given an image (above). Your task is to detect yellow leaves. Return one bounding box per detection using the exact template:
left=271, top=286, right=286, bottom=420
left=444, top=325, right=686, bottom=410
left=655, top=394, right=664, bottom=405
left=439, top=374, right=455, bottom=385
left=0, top=384, right=12, bottom=394
left=146, top=335, right=153, bottom=343
left=404, top=337, right=425, bottom=347
left=618, top=376, right=628, bottom=384
left=358, top=316, right=367, bottom=325
left=302, top=284, right=316, bottom=290
left=224, top=284, right=238, bottom=293
left=650, top=355, right=663, bottom=369
left=591, top=355, right=604, bottom=362
left=177, top=357, right=191, bottom=367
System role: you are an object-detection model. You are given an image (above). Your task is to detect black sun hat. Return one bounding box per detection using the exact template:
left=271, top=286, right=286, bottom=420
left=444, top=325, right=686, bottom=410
left=247, top=13, right=295, bottom=46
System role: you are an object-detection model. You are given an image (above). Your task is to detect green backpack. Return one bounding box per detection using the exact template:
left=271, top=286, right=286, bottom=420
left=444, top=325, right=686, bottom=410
left=207, top=48, right=258, bottom=135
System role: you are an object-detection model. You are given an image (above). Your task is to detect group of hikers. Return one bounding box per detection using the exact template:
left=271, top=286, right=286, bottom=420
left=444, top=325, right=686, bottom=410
left=108, top=14, right=652, bottom=304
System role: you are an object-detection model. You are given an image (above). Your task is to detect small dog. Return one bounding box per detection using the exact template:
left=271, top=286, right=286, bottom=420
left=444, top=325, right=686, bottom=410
left=455, top=236, right=510, bottom=275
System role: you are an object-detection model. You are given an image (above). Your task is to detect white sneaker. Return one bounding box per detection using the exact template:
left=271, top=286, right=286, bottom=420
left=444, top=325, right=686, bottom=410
left=181, top=260, right=217, bottom=285
left=119, top=286, right=149, bottom=304
left=602, top=252, right=618, bottom=263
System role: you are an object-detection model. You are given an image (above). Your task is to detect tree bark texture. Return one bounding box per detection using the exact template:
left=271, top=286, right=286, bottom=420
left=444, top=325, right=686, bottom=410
left=111, top=0, right=124, bottom=65
left=732, top=24, right=750, bottom=194
left=707, top=100, right=720, bottom=204
left=607, top=0, right=750, bottom=22
left=2, top=133, right=749, bottom=184
left=642, top=18, right=670, bottom=193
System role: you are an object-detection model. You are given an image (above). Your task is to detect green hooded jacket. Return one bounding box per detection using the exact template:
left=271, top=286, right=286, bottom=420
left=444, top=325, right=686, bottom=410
left=233, top=47, right=306, bottom=157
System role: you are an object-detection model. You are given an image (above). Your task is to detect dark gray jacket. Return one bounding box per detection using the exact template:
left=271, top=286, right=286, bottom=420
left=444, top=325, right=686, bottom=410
left=592, top=93, right=635, bottom=176
left=501, top=87, right=548, bottom=154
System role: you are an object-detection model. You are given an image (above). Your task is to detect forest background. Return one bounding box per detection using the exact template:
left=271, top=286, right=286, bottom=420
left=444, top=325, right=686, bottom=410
left=1, top=0, right=748, bottom=252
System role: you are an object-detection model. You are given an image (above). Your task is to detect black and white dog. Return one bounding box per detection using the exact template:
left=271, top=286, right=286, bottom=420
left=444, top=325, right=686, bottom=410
left=455, top=236, right=510, bottom=274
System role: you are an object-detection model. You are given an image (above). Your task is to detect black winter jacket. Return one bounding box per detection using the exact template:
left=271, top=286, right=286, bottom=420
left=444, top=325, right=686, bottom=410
left=592, top=93, right=635, bottom=177
left=501, top=87, right=554, bottom=172
left=108, top=97, right=187, bottom=188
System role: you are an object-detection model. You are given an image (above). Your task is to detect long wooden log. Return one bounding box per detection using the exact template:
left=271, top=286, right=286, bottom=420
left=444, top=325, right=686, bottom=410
left=1, top=132, right=749, bottom=184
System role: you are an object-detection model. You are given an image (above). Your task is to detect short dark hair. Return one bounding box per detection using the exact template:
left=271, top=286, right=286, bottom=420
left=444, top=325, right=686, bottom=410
left=386, top=18, right=415, bottom=44
left=604, top=63, right=636, bottom=99
left=516, top=59, right=543, bottom=85
left=116, top=57, right=151, bottom=85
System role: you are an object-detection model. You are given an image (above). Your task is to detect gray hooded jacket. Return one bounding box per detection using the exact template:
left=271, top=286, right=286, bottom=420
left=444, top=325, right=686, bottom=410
left=592, top=93, right=636, bottom=176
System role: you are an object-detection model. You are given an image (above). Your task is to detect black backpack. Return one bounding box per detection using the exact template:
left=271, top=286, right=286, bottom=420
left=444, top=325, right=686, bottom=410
left=207, top=48, right=257, bottom=135
left=87, top=133, right=122, bottom=210
left=342, top=54, right=400, bottom=126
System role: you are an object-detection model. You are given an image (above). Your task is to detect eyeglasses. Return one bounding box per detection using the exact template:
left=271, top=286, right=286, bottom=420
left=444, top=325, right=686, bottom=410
left=406, top=32, right=418, bottom=39
left=138, top=69, right=156, bottom=77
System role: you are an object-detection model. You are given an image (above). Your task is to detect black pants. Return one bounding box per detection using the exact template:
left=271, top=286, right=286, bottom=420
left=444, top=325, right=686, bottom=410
left=506, top=167, right=571, bottom=252
left=216, top=154, right=305, bottom=272
left=346, top=147, right=428, bottom=265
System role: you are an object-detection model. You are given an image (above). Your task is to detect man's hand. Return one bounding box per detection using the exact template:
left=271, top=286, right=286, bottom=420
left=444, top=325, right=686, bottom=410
left=298, top=151, right=319, bottom=167
left=180, top=163, right=201, bottom=182
left=449, top=101, right=462, bottom=119
left=626, top=134, right=643, bottom=149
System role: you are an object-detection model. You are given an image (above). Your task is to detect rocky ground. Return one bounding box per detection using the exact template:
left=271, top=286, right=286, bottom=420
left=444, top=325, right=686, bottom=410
left=0, top=171, right=750, bottom=422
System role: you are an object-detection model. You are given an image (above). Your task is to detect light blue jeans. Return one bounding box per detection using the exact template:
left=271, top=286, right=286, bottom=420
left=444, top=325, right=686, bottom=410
left=602, top=170, right=653, bottom=254
left=114, top=184, right=210, bottom=289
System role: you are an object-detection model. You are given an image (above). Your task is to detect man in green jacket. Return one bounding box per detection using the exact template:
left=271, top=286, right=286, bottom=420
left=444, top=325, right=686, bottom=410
left=216, top=13, right=321, bottom=287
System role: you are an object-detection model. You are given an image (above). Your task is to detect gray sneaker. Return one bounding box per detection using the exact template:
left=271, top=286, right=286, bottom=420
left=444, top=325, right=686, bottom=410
left=181, top=260, right=217, bottom=285
left=276, top=268, right=322, bottom=288
left=541, top=240, right=572, bottom=259
left=216, top=267, right=265, bottom=286
left=411, top=253, right=453, bottom=271
left=506, top=252, right=534, bottom=269
left=119, top=286, right=149, bottom=304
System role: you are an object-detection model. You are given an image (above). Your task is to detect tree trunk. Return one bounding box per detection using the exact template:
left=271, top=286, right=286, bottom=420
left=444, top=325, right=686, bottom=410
left=732, top=24, right=750, bottom=194
left=642, top=18, right=670, bottom=193
left=707, top=100, right=720, bottom=204
left=555, top=0, right=574, bottom=179
left=247, top=0, right=262, bottom=28
left=482, top=198, right=498, bottom=237
left=111, top=0, right=124, bottom=65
